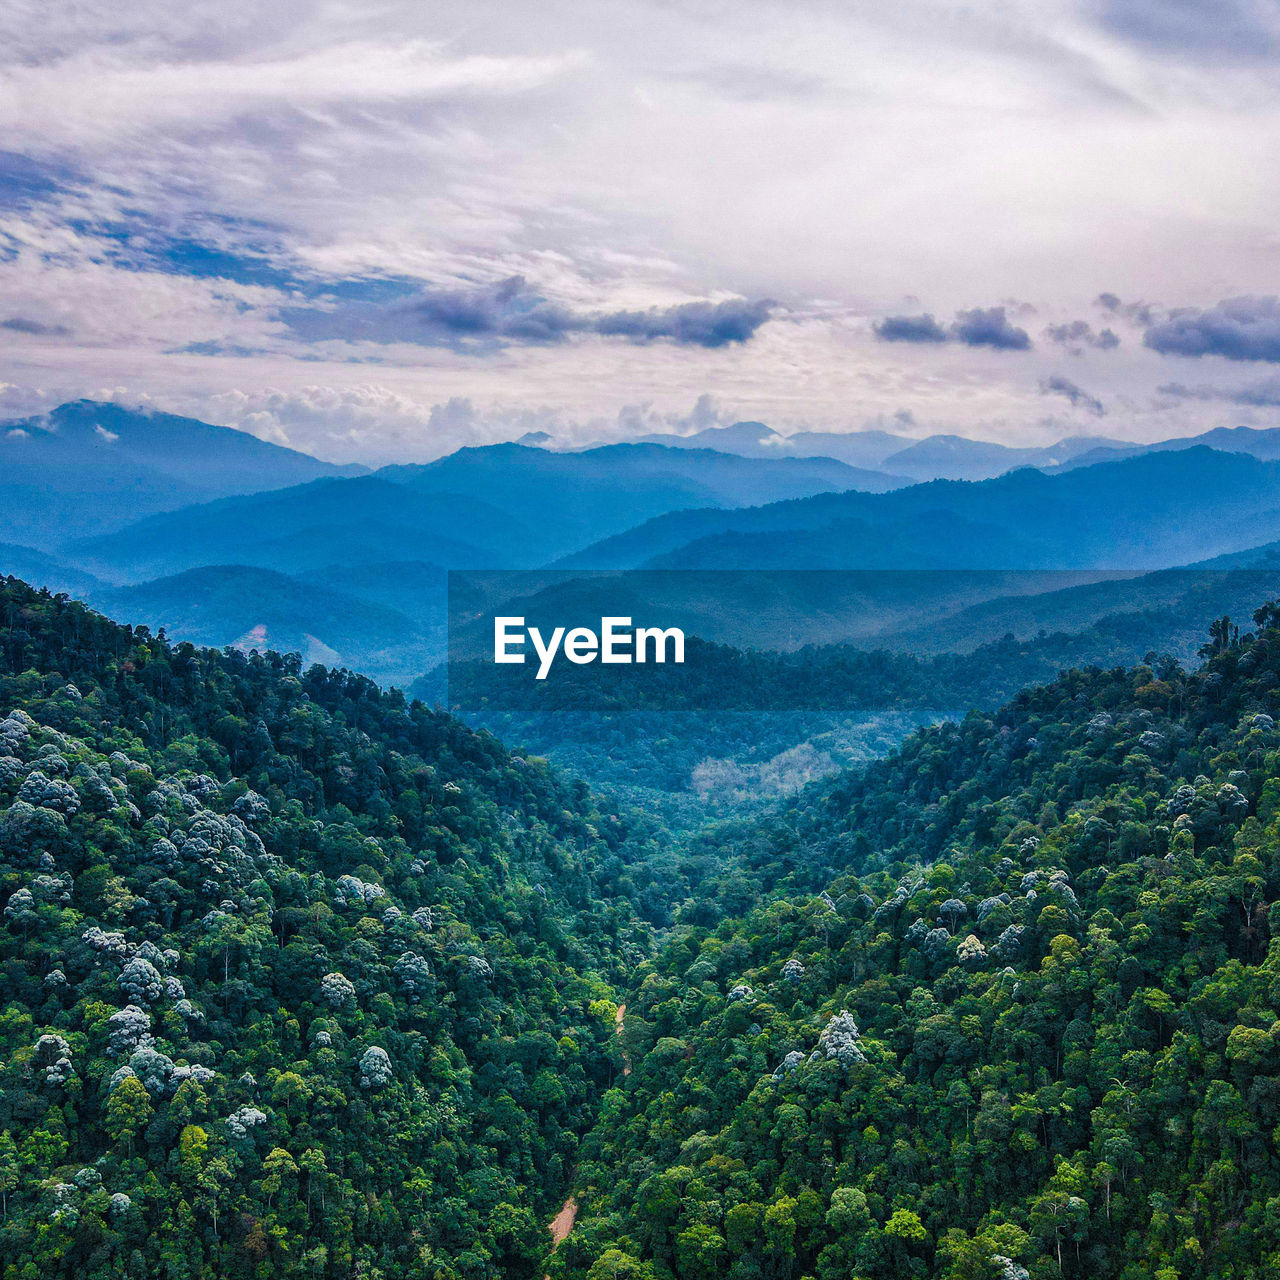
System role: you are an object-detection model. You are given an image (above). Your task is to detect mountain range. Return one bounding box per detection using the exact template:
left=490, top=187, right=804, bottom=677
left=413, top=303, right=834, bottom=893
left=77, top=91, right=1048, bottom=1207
left=632, top=418, right=1280, bottom=481
left=9, top=401, right=1280, bottom=687
left=0, top=400, right=364, bottom=545
left=562, top=447, right=1280, bottom=572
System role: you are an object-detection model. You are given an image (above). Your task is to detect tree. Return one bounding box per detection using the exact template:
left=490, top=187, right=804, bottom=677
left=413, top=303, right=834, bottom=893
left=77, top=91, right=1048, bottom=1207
left=1030, top=1160, right=1091, bottom=1270
left=0, top=1131, right=17, bottom=1218
left=300, top=1147, right=328, bottom=1214
left=587, top=1250, right=657, bottom=1280
left=885, top=1208, right=927, bottom=1244
left=674, top=1224, right=726, bottom=1279
left=104, top=1075, right=153, bottom=1156
left=195, top=1156, right=235, bottom=1239
left=262, top=1146, right=299, bottom=1208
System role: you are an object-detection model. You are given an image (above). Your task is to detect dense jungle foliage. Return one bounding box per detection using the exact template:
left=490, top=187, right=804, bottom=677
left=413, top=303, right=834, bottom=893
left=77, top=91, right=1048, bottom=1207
left=0, top=577, right=651, bottom=1279
left=556, top=605, right=1280, bottom=1280
left=11, top=572, right=1280, bottom=1280
left=438, top=567, right=1280, bottom=819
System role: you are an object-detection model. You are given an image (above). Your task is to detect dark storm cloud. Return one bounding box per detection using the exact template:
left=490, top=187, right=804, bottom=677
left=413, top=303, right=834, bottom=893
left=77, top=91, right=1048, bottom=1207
left=950, top=306, right=1032, bottom=350
left=873, top=306, right=1033, bottom=351
left=593, top=297, right=776, bottom=347
left=281, top=276, right=774, bottom=350
left=1159, top=378, right=1280, bottom=407
left=873, top=313, right=948, bottom=343
left=1044, top=319, right=1120, bottom=352
left=1040, top=374, right=1105, bottom=416
left=1143, top=297, right=1280, bottom=362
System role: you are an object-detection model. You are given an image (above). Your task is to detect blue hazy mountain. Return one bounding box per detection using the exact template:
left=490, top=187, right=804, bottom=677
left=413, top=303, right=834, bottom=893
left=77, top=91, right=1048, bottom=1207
left=877, top=433, right=1133, bottom=481
left=378, top=440, right=906, bottom=548
left=65, top=476, right=518, bottom=581
left=294, top=559, right=451, bottom=630
left=634, top=420, right=1130, bottom=477
left=1054, top=424, right=1280, bottom=472
left=635, top=420, right=916, bottom=469
left=63, top=439, right=907, bottom=583
left=95, top=564, right=428, bottom=682
left=561, top=447, right=1280, bottom=572
left=0, top=400, right=365, bottom=544
left=0, top=542, right=105, bottom=596
left=82, top=559, right=474, bottom=686
left=633, top=419, right=1280, bottom=481
left=870, top=548, right=1280, bottom=655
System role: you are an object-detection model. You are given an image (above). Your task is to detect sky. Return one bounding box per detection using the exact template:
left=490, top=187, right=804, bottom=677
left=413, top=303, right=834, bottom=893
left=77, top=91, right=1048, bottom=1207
left=2, top=0, right=1280, bottom=463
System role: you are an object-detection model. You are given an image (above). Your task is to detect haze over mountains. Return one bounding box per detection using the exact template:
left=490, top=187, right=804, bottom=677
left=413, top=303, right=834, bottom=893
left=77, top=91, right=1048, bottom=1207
left=562, top=448, right=1280, bottom=572
left=632, top=418, right=1280, bottom=481
left=0, top=400, right=365, bottom=544
left=8, top=400, right=1280, bottom=684
left=635, top=420, right=1129, bottom=479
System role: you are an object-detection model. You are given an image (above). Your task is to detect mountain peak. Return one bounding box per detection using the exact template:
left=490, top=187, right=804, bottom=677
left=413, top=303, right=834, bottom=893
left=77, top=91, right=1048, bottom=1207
left=0, top=400, right=367, bottom=547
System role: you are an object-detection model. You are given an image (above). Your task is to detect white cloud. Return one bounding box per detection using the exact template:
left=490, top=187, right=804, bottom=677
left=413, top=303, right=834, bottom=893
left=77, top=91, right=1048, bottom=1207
left=1, top=0, right=1279, bottom=455
left=0, top=41, right=585, bottom=147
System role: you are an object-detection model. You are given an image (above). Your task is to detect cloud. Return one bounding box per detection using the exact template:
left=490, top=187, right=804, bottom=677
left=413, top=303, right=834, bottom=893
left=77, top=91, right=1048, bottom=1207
left=873, top=313, right=947, bottom=344
left=1, top=0, right=1279, bottom=451
left=1039, top=374, right=1105, bottom=416
left=950, top=306, right=1032, bottom=351
left=0, top=40, right=586, bottom=145
left=872, top=306, right=1032, bottom=351
left=1158, top=377, right=1280, bottom=407
left=203, top=384, right=430, bottom=455
left=1095, top=292, right=1157, bottom=327
left=593, top=297, right=775, bottom=347
left=1044, top=319, right=1120, bottom=352
left=1098, top=0, right=1279, bottom=59
left=682, top=62, right=830, bottom=103
left=282, top=277, right=774, bottom=350
left=0, top=150, right=69, bottom=209
left=0, top=231, right=288, bottom=352
left=0, top=317, right=69, bottom=336
left=201, top=384, right=594, bottom=462
left=1144, top=297, right=1280, bottom=362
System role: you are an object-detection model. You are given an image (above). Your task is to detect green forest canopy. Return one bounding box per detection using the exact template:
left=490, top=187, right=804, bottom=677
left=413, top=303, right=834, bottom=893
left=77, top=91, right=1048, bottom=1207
left=5, top=580, right=1280, bottom=1278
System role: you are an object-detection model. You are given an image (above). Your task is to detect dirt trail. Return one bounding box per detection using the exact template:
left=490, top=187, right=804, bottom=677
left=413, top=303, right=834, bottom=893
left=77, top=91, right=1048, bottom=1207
left=548, top=1196, right=577, bottom=1247
left=616, top=1002, right=630, bottom=1077
left=544, top=1002, right=628, bottom=1270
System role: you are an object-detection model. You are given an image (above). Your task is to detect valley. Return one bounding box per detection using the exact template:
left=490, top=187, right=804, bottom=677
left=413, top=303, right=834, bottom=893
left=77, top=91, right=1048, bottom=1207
left=6, top=405, right=1280, bottom=1276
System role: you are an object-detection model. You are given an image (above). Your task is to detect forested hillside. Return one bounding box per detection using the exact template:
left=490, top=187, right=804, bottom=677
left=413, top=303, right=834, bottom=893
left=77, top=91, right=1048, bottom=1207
left=0, top=578, right=652, bottom=1278
left=11, top=573, right=1280, bottom=1280
left=555, top=606, right=1280, bottom=1280
left=560, top=448, right=1280, bottom=572
left=442, top=563, right=1280, bottom=816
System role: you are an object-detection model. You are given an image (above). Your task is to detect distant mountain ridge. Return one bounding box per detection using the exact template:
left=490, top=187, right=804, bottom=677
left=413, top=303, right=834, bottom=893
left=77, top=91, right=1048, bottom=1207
left=96, top=564, right=426, bottom=680
left=11, top=401, right=1280, bottom=691
left=0, top=400, right=365, bottom=544
left=562, top=447, right=1280, bottom=572
left=378, top=440, right=905, bottom=555
left=1, top=429, right=918, bottom=681
left=631, top=419, right=1128, bottom=476
left=634, top=420, right=916, bottom=469
left=55, top=438, right=909, bottom=585
left=629, top=418, right=1280, bottom=481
